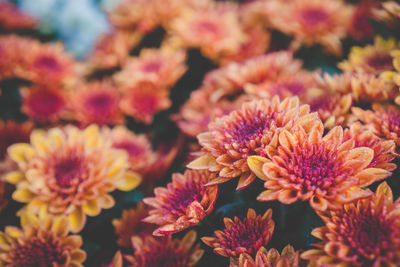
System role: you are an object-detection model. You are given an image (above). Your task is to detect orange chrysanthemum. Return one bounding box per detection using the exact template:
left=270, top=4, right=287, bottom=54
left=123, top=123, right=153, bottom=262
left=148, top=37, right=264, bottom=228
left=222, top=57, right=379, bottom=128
left=339, top=36, right=399, bottom=74
left=188, top=97, right=319, bottom=190
left=374, top=1, right=400, bottom=28
left=143, top=170, right=218, bottom=236
left=120, top=81, right=171, bottom=124
left=70, top=81, right=124, bottom=126
left=267, top=0, right=352, bottom=55
left=0, top=2, right=37, bottom=30
left=20, top=85, right=68, bottom=123
left=5, top=125, right=141, bottom=233
left=232, top=245, right=301, bottom=267
left=344, top=122, right=397, bottom=172
left=86, top=30, right=142, bottom=71
left=112, top=202, right=155, bottom=248
left=115, top=48, right=187, bottom=89
left=0, top=213, right=86, bottom=266
left=302, top=182, right=400, bottom=266
left=248, top=124, right=391, bottom=211
left=202, top=208, right=275, bottom=258
left=122, top=231, right=204, bottom=267
left=353, top=104, right=400, bottom=148
left=168, top=4, right=247, bottom=60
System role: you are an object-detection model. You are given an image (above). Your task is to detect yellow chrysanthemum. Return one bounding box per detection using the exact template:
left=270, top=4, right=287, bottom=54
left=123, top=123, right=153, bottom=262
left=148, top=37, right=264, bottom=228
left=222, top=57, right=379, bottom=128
left=5, top=125, right=141, bottom=233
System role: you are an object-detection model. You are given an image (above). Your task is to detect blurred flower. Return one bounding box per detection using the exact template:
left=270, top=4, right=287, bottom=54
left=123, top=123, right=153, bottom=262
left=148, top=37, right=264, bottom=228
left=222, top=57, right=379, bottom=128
left=353, top=104, right=400, bottom=148
left=120, top=81, right=171, bottom=124
left=302, top=182, right=400, bottom=266
left=70, top=81, right=124, bottom=126
left=344, top=122, right=397, bottom=172
left=347, top=0, right=377, bottom=40
left=381, top=49, right=400, bottom=104
left=188, top=97, right=319, bottom=190
left=267, top=0, right=352, bottom=55
left=374, top=1, right=400, bottom=28
left=339, top=36, right=399, bottom=74
left=112, top=202, right=155, bottom=248
left=20, top=85, right=68, bottom=123
left=0, top=121, right=33, bottom=161
left=115, top=48, right=187, bottom=89
left=0, top=178, right=11, bottom=213
left=143, top=170, right=218, bottom=236
left=248, top=125, right=391, bottom=211
left=0, top=1, right=37, bottom=30
left=0, top=213, right=86, bottom=266
left=232, top=245, right=301, bottom=267
left=86, top=30, right=143, bottom=71
left=202, top=208, right=274, bottom=258
left=123, top=231, right=204, bottom=267
left=5, top=125, right=141, bottom=233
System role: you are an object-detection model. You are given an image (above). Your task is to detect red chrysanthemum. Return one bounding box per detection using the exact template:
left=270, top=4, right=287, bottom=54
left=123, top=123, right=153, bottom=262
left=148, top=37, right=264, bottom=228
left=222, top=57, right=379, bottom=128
left=143, top=169, right=218, bottom=236
left=188, top=97, right=320, bottom=190
left=344, top=122, right=397, bottom=172
left=248, top=124, right=391, bottom=211
left=302, top=182, right=400, bottom=266
left=122, top=231, right=204, bottom=267
left=112, top=202, right=155, bottom=248
left=20, top=85, right=67, bottom=123
left=70, top=81, right=123, bottom=126
left=0, top=2, right=38, bottom=30
left=352, top=104, right=400, bottom=148
left=115, top=48, right=187, bottom=89
left=120, top=81, right=171, bottom=124
left=202, top=208, right=275, bottom=258
left=232, top=245, right=301, bottom=267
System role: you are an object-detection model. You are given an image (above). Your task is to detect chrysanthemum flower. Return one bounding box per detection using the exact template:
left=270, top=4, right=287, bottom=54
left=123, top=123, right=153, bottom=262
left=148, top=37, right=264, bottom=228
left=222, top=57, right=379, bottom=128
left=267, top=0, right=352, bottom=55
left=168, top=5, right=247, bottom=60
left=380, top=49, right=400, bottom=104
left=188, top=97, right=320, bottom=190
left=5, top=125, right=141, bottom=233
left=0, top=2, right=37, bottom=30
left=20, top=85, right=67, bottom=123
left=17, top=41, right=76, bottom=86
left=248, top=124, right=391, bottom=211
left=70, top=81, right=124, bottom=126
left=202, top=208, right=275, bottom=258
left=86, top=30, right=143, bottom=71
left=143, top=170, right=218, bottom=236
left=112, top=202, right=155, bottom=248
left=115, top=48, right=187, bottom=89
left=232, top=245, right=301, bottom=267
left=344, top=122, right=397, bottom=172
left=339, top=36, right=399, bottom=74
left=0, top=120, right=33, bottom=161
left=353, top=104, right=400, bottom=148
left=347, top=0, right=376, bottom=40
left=374, top=1, right=400, bottom=28
left=120, top=81, right=171, bottom=124
left=123, top=231, right=204, bottom=267
left=0, top=213, right=86, bottom=266
left=302, top=182, right=400, bottom=266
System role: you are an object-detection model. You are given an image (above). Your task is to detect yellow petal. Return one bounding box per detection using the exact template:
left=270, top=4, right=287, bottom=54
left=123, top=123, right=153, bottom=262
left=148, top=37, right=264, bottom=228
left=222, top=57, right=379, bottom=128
left=5, top=226, right=22, bottom=239
left=4, top=171, right=25, bottom=184
left=7, top=143, right=34, bottom=164
left=187, top=154, right=217, bottom=170
left=68, top=207, right=86, bottom=233
left=12, top=189, right=34, bottom=203
left=115, top=171, right=141, bottom=191
left=82, top=199, right=101, bottom=216
left=247, top=156, right=269, bottom=181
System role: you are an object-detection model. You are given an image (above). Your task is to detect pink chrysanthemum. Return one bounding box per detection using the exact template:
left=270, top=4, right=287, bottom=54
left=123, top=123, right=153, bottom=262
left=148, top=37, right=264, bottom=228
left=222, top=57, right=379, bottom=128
left=0, top=2, right=37, bottom=30
left=20, top=85, right=67, bottom=123
left=115, top=48, right=187, bottom=89
left=120, top=81, right=171, bottom=124
left=202, top=208, right=275, bottom=258
left=188, top=97, right=319, bottom=190
left=70, top=81, right=124, bottom=126
left=143, top=170, right=218, bottom=236
left=302, top=182, right=400, bottom=266
left=248, top=124, right=391, bottom=211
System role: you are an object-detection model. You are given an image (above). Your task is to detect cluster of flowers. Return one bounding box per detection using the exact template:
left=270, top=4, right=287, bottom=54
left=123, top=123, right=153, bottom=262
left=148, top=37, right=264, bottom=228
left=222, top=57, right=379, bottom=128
left=0, top=0, right=400, bottom=266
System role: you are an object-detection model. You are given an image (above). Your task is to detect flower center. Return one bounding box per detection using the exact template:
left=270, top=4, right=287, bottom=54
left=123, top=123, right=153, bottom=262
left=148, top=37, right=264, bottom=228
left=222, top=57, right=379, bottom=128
left=28, top=89, right=65, bottom=115
left=34, top=55, right=62, bottom=72
left=142, top=61, right=162, bottom=73
left=130, top=92, right=158, bottom=115
left=195, top=21, right=219, bottom=35
left=285, top=144, right=346, bottom=192
left=136, top=243, right=189, bottom=267
left=221, top=217, right=266, bottom=255
left=366, top=53, right=393, bottom=71
left=385, top=111, right=400, bottom=134
left=11, top=237, right=65, bottom=267
left=300, top=8, right=328, bottom=26
left=85, top=92, right=115, bottom=114
left=53, top=154, right=85, bottom=188
left=113, top=141, right=146, bottom=158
